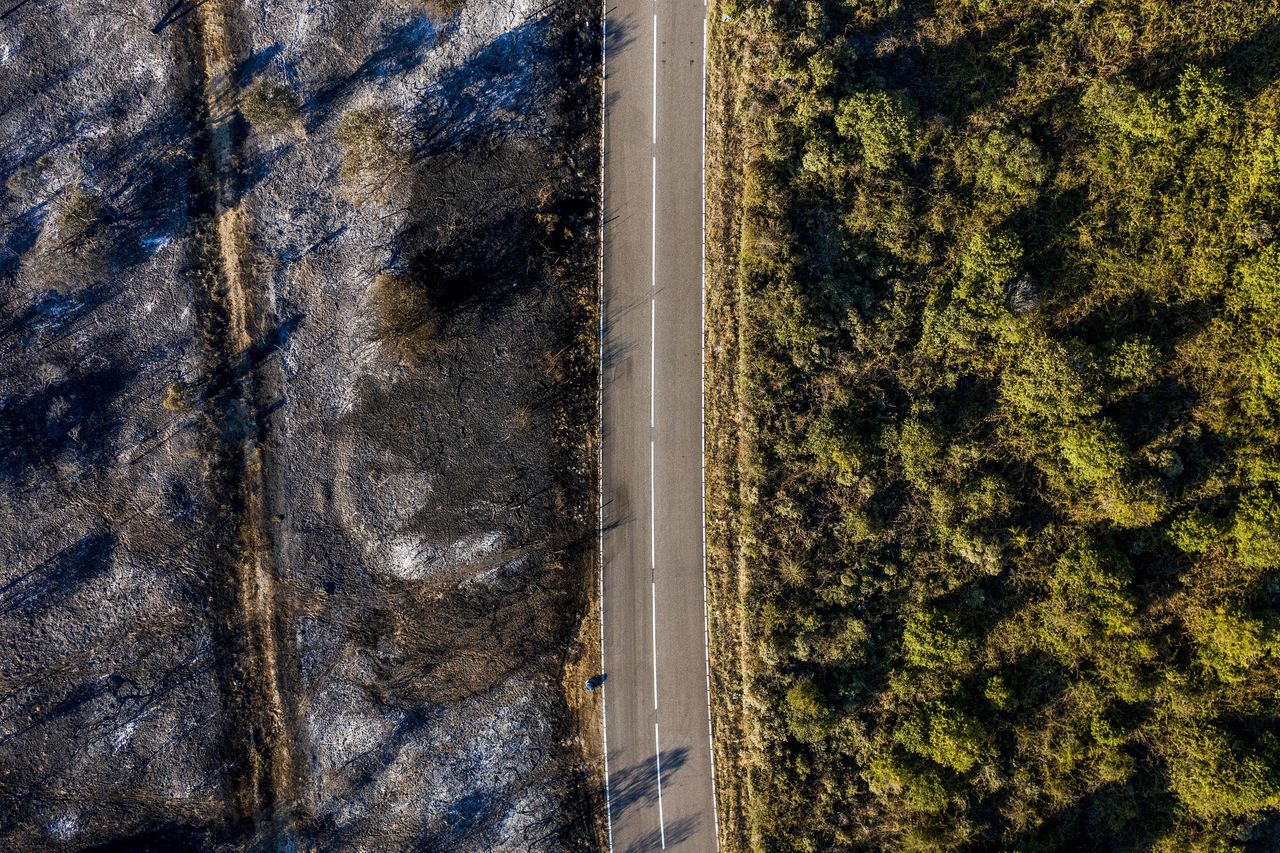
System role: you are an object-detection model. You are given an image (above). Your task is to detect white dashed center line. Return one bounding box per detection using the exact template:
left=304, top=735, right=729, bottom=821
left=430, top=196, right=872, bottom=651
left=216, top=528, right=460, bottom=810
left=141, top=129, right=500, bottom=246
left=652, top=13, right=658, bottom=145
left=651, top=578, right=659, bottom=708
left=655, top=722, right=667, bottom=849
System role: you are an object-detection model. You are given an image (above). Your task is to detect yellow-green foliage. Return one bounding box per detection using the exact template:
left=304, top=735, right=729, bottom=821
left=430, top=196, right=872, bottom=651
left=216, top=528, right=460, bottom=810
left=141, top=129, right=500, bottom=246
left=239, top=79, right=301, bottom=131
left=59, top=186, right=101, bottom=236
left=971, top=129, right=1048, bottom=196
left=835, top=89, right=919, bottom=170
left=717, top=0, right=1280, bottom=848
left=894, top=703, right=987, bottom=774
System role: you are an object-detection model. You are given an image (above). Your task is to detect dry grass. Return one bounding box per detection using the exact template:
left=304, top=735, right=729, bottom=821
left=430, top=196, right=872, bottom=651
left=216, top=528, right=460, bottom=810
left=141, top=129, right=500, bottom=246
left=336, top=108, right=409, bottom=181
left=373, top=272, right=442, bottom=364
left=703, top=6, right=756, bottom=850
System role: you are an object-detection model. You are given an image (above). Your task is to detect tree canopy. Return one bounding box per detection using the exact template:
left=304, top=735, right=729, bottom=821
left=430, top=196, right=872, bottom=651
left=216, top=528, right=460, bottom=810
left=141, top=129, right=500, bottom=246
left=710, top=0, right=1280, bottom=849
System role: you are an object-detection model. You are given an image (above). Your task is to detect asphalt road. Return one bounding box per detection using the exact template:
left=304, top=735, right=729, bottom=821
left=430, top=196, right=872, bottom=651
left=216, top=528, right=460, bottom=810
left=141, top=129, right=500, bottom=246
left=599, top=0, right=717, bottom=847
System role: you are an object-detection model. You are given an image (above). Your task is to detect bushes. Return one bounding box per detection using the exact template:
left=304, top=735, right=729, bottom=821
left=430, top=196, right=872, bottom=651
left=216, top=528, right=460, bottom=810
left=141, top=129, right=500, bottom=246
left=1187, top=606, right=1272, bottom=685
left=1231, top=490, right=1280, bottom=570
left=901, top=608, right=976, bottom=672
left=336, top=107, right=408, bottom=179
left=783, top=677, right=834, bottom=742
left=970, top=130, right=1049, bottom=196
left=805, top=410, right=864, bottom=483
left=239, top=80, right=300, bottom=131
left=1165, top=725, right=1280, bottom=819
left=835, top=89, right=919, bottom=171
left=59, top=186, right=101, bottom=237
left=163, top=381, right=191, bottom=412
left=894, top=703, right=987, bottom=774
left=713, top=0, right=1280, bottom=848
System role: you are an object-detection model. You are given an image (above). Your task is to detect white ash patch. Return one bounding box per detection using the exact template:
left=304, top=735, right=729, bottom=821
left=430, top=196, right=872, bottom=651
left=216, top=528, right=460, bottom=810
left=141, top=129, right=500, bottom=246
left=141, top=232, right=171, bottom=256
left=462, top=555, right=528, bottom=591
left=46, top=813, right=78, bottom=842
left=378, top=531, right=504, bottom=581
left=111, top=719, right=138, bottom=754
left=333, top=340, right=383, bottom=417
left=452, top=0, right=539, bottom=57
left=307, top=681, right=400, bottom=780
left=307, top=672, right=565, bottom=845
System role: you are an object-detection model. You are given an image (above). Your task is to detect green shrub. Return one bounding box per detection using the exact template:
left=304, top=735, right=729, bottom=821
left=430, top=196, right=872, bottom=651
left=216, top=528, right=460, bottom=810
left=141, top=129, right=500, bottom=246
left=784, top=677, right=834, bottom=742
left=1107, top=336, right=1160, bottom=388
left=1165, top=726, right=1280, bottom=819
left=1049, top=539, right=1137, bottom=639
left=894, top=415, right=943, bottom=491
left=971, top=130, right=1049, bottom=196
left=805, top=410, right=864, bottom=483
left=712, top=0, right=1280, bottom=847
left=901, top=608, right=976, bottom=671
left=239, top=80, right=301, bottom=131
left=1081, top=79, right=1173, bottom=142
left=835, top=89, right=919, bottom=171
left=1231, top=491, right=1280, bottom=570
left=1167, top=510, right=1219, bottom=556
left=1059, top=422, right=1127, bottom=487
left=1188, top=606, right=1272, bottom=685
left=894, top=702, right=987, bottom=774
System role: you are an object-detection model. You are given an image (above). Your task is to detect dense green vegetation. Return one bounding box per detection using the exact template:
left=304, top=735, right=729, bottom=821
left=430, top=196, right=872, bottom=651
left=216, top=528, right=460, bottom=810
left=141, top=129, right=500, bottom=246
left=709, top=0, right=1280, bottom=849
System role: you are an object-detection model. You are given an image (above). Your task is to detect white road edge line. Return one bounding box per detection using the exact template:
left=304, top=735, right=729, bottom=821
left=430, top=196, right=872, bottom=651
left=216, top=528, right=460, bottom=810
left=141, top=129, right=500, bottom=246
left=655, top=722, right=667, bottom=849
left=700, top=9, right=722, bottom=844
left=598, top=7, right=615, bottom=853
left=652, top=12, right=658, bottom=145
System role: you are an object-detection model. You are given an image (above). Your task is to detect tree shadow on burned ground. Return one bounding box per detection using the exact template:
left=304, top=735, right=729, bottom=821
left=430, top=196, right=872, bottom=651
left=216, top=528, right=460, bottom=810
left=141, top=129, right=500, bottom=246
left=0, top=359, right=136, bottom=489
left=0, top=532, right=115, bottom=620
left=303, top=16, right=441, bottom=132
left=408, top=16, right=558, bottom=157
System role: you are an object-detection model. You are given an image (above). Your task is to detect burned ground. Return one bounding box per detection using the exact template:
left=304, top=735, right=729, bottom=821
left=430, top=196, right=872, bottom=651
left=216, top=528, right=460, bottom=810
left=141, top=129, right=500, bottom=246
left=0, top=0, right=599, bottom=849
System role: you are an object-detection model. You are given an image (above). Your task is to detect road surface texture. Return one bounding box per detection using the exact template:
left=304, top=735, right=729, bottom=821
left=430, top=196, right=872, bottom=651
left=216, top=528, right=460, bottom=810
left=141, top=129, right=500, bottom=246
left=599, top=0, right=717, bottom=847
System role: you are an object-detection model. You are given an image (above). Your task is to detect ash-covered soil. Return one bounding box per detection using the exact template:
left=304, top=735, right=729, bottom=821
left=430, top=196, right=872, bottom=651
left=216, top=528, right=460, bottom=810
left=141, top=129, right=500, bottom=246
left=0, top=0, right=600, bottom=849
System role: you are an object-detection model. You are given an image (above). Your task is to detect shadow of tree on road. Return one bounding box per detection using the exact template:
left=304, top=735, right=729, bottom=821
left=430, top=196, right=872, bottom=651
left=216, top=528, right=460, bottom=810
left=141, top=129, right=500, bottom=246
left=607, top=746, right=688, bottom=819
left=626, top=815, right=699, bottom=852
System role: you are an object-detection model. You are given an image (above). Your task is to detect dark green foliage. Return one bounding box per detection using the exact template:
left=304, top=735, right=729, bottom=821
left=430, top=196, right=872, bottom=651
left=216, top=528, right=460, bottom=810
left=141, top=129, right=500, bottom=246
left=716, top=0, right=1280, bottom=848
